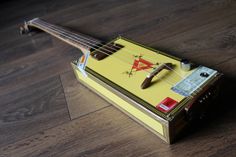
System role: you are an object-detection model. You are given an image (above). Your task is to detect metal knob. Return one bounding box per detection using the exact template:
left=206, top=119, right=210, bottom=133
left=180, top=59, right=191, bottom=71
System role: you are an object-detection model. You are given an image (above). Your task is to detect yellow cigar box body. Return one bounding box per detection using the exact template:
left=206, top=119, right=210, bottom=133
left=71, top=37, right=221, bottom=144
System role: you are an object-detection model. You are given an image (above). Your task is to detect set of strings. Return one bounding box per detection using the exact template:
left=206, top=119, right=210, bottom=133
left=31, top=19, right=202, bottom=97
left=31, top=19, right=201, bottom=97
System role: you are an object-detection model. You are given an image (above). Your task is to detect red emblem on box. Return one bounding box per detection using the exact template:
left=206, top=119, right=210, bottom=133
left=132, top=58, right=154, bottom=71
left=156, top=97, right=178, bottom=113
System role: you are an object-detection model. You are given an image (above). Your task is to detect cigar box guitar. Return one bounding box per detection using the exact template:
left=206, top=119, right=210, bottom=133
left=20, top=18, right=222, bottom=144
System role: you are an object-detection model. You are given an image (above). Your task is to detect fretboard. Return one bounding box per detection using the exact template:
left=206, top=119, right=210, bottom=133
left=25, top=18, right=124, bottom=60
left=27, top=18, right=102, bottom=52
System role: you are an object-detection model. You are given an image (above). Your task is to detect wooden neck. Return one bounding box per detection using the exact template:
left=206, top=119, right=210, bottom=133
left=22, top=18, right=124, bottom=60
left=27, top=18, right=102, bottom=52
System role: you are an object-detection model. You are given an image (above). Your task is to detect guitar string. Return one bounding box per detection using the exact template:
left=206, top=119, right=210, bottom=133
left=32, top=20, right=200, bottom=97
left=35, top=19, right=185, bottom=85
left=32, top=20, right=183, bottom=86
left=36, top=19, right=202, bottom=94
left=36, top=20, right=180, bottom=71
left=37, top=20, right=185, bottom=78
left=37, top=20, right=192, bottom=79
left=34, top=20, right=197, bottom=97
left=31, top=20, right=198, bottom=97
left=36, top=20, right=188, bottom=78
left=32, top=21, right=183, bottom=87
left=33, top=21, right=147, bottom=65
left=30, top=20, right=198, bottom=97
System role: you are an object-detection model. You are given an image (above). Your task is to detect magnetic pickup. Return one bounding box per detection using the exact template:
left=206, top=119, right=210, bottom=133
left=90, top=42, right=124, bottom=61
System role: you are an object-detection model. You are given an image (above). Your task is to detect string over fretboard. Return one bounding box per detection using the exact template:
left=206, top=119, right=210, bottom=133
left=25, top=18, right=123, bottom=60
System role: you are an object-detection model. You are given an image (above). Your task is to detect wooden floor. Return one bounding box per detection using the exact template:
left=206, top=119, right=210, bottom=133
left=1, top=0, right=236, bottom=156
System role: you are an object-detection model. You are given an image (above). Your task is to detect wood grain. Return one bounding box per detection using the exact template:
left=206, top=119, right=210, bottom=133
left=0, top=0, right=236, bottom=156
left=0, top=76, right=70, bottom=147
left=151, top=13, right=236, bottom=67
left=0, top=41, right=80, bottom=95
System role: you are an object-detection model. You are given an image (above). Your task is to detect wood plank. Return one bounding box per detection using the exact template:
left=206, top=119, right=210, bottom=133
left=124, top=0, right=236, bottom=43
left=149, top=13, right=236, bottom=67
left=0, top=33, right=53, bottom=65
left=0, top=75, right=70, bottom=147
left=1, top=105, right=236, bottom=157
left=41, top=0, right=201, bottom=40
left=60, top=70, right=110, bottom=120
left=0, top=0, right=87, bottom=29
left=0, top=40, right=81, bottom=95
